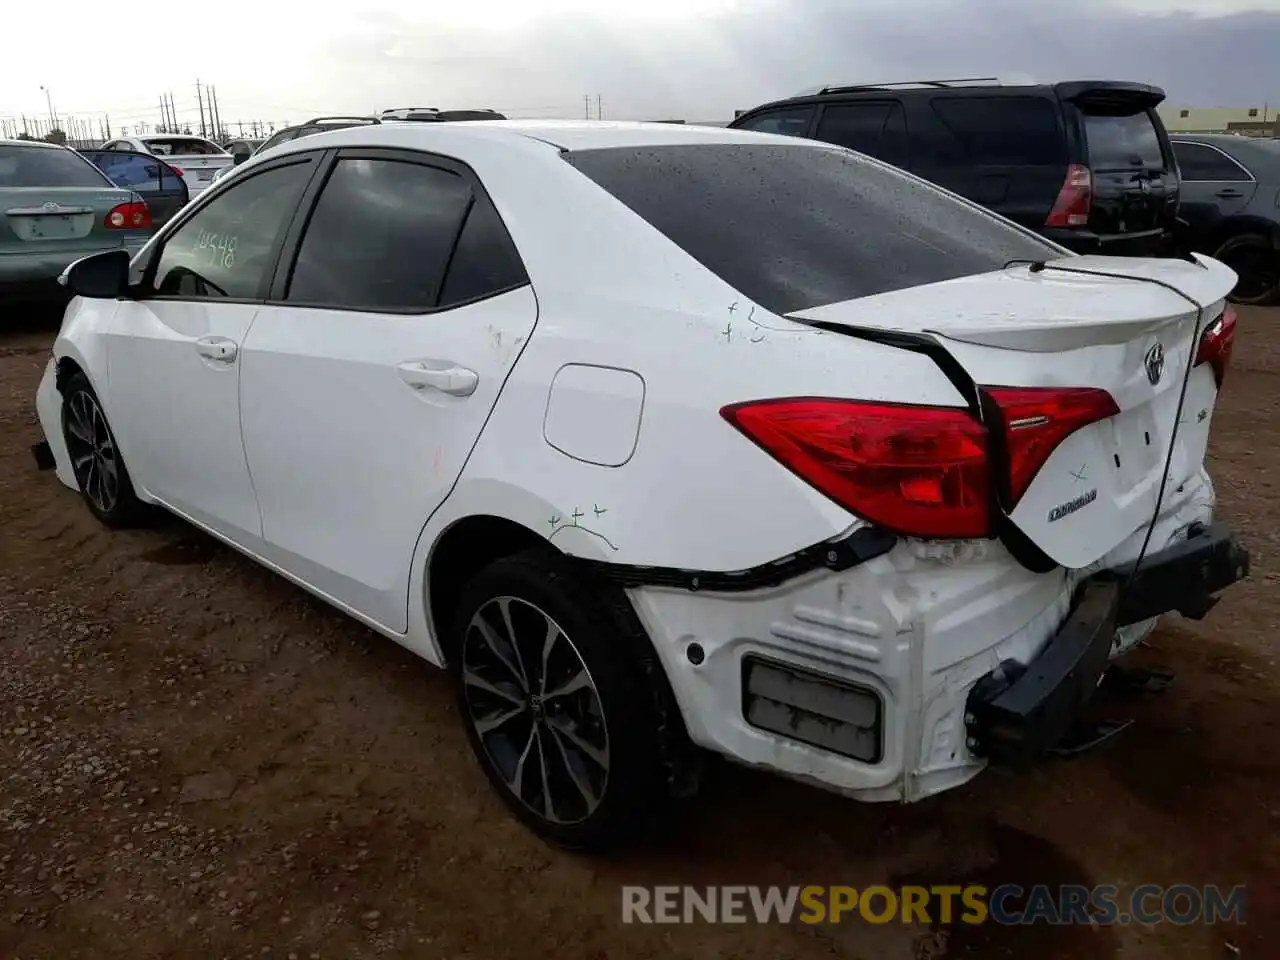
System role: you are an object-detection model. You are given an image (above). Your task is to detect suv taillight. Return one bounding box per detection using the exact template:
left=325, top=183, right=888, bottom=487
left=1045, top=163, right=1093, bottom=228
left=104, top=201, right=152, bottom=230
left=722, top=389, right=1119, bottom=540
left=1194, top=305, right=1237, bottom=388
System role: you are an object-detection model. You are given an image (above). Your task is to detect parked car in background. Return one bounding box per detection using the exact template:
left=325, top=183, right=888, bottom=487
left=730, top=77, right=1180, bottom=257
left=79, top=150, right=190, bottom=227
left=1170, top=133, right=1280, bottom=304
left=0, top=140, right=162, bottom=306
left=98, top=135, right=233, bottom=199
left=223, top=139, right=264, bottom=165
left=34, top=121, right=1248, bottom=849
left=213, top=118, right=382, bottom=182
left=379, top=107, right=508, bottom=122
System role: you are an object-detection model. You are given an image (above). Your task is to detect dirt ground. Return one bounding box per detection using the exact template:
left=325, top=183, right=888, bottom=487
left=1, top=305, right=1277, bottom=960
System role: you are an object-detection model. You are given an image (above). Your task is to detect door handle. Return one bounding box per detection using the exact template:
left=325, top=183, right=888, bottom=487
left=195, top=336, right=238, bottom=363
left=1214, top=189, right=1244, bottom=199
left=396, top=361, right=479, bottom=397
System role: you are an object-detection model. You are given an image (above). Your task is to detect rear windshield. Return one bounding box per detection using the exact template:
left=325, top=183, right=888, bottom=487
left=0, top=145, right=109, bottom=188
left=142, top=137, right=225, bottom=156
left=1082, top=111, right=1166, bottom=171
left=563, top=143, right=1060, bottom=315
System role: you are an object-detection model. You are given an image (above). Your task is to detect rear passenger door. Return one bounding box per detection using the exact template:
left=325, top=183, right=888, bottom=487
left=914, top=95, right=1067, bottom=228
left=237, top=148, right=537, bottom=632
left=812, top=100, right=908, bottom=168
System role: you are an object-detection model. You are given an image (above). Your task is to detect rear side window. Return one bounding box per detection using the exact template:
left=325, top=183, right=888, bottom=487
left=930, top=96, right=1063, bottom=166
left=259, top=130, right=299, bottom=153
left=815, top=102, right=907, bottom=167
left=0, top=146, right=108, bottom=188
left=1082, top=111, right=1166, bottom=171
left=286, top=157, right=473, bottom=310
left=564, top=143, right=1059, bottom=315
left=438, top=198, right=528, bottom=307
left=1171, top=142, right=1251, bottom=182
left=734, top=107, right=814, bottom=138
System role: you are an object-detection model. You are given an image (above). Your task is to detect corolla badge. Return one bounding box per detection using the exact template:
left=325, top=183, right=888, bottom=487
left=1144, top=343, right=1165, bottom=385
left=1048, top=488, right=1098, bottom=523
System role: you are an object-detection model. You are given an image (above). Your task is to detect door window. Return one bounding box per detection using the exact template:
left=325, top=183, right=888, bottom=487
left=285, top=157, right=477, bottom=311
left=930, top=96, right=1063, bottom=166
left=1172, top=142, right=1252, bottom=182
left=90, top=152, right=184, bottom=192
left=734, top=107, right=815, bottom=138
left=438, top=194, right=529, bottom=307
left=815, top=102, right=907, bottom=166
left=150, top=160, right=314, bottom=300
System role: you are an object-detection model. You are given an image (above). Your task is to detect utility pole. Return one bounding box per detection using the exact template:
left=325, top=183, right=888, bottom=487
left=39, top=85, right=56, bottom=128
left=596, top=94, right=602, bottom=120
left=210, top=85, right=222, bottom=141
left=196, top=79, right=207, bottom=137
left=237, top=120, right=244, bottom=137
left=104, top=114, right=111, bottom=140
left=584, top=94, right=590, bottom=119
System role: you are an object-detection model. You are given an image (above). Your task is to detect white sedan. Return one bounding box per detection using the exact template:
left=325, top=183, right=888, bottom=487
left=98, top=135, right=233, bottom=198
left=33, top=120, right=1250, bottom=850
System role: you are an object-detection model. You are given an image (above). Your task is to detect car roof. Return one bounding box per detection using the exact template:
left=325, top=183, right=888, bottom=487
left=264, top=118, right=801, bottom=158
left=0, top=138, right=65, bottom=150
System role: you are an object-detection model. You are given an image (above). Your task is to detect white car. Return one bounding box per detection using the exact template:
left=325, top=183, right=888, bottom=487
left=98, top=135, right=233, bottom=198
left=33, top=120, right=1250, bottom=850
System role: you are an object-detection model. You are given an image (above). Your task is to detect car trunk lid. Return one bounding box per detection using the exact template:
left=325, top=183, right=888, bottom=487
left=788, top=254, right=1237, bottom=569
left=1, top=186, right=132, bottom=256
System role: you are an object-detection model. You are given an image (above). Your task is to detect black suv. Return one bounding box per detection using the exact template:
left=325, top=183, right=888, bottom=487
left=729, top=78, right=1180, bottom=256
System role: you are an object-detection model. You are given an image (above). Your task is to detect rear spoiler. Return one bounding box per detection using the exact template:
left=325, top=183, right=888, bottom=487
left=1055, top=81, right=1165, bottom=114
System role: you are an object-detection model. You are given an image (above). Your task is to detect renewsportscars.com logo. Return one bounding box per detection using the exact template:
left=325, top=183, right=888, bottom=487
left=621, top=884, right=1247, bottom=926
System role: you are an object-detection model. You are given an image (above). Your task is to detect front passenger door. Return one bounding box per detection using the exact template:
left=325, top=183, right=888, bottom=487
left=106, top=155, right=320, bottom=543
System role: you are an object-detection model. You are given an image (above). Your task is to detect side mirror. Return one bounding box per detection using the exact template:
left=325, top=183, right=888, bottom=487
left=59, top=249, right=131, bottom=299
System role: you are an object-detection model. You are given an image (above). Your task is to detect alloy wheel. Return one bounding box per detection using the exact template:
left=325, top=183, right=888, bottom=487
left=64, top=390, right=119, bottom=514
left=461, top=596, right=611, bottom=825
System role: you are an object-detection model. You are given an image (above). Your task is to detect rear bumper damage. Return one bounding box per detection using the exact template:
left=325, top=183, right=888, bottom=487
left=965, top=521, right=1249, bottom=765
left=628, top=484, right=1249, bottom=804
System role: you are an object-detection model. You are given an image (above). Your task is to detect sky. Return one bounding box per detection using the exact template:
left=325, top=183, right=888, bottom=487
left=3, top=0, right=1280, bottom=137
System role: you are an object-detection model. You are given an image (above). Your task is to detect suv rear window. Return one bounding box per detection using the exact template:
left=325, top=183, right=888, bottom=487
left=0, top=145, right=109, bottom=188
left=563, top=143, right=1059, bottom=315
left=1082, top=111, right=1166, bottom=171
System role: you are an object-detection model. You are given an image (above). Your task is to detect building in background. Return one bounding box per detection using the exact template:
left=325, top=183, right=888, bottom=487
left=1158, top=105, right=1278, bottom=136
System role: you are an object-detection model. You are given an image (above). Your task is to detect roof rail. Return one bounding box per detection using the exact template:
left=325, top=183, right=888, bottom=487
left=794, top=76, right=1034, bottom=96
left=304, top=115, right=381, bottom=125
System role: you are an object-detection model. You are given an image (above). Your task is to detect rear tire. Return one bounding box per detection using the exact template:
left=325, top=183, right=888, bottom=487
left=60, top=372, right=150, bottom=528
left=1213, top=232, right=1280, bottom=306
left=449, top=547, right=676, bottom=851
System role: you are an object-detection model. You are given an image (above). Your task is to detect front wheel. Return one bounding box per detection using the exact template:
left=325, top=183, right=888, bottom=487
left=1214, top=232, right=1280, bottom=306
left=450, top=548, right=677, bottom=851
left=60, top=371, right=150, bottom=528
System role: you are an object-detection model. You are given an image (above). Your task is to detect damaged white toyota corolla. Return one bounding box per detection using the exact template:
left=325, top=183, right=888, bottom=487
left=31, top=120, right=1250, bottom=850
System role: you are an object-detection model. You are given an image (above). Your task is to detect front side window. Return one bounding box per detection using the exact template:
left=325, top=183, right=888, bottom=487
left=564, top=143, right=1060, bottom=316
left=815, top=101, right=908, bottom=167
left=151, top=160, right=314, bottom=299
left=1171, top=142, right=1251, bottom=182
left=734, top=107, right=815, bottom=138
left=285, top=158, right=474, bottom=310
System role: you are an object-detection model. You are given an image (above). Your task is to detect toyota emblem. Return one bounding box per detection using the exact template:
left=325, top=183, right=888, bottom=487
left=41, top=201, right=59, bottom=211
left=1145, top=343, right=1165, bottom=385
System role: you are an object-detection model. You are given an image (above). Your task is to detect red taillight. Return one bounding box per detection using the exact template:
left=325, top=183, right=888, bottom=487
left=104, top=201, right=152, bottom=230
left=169, top=166, right=184, bottom=176
left=1194, top=304, right=1237, bottom=388
left=983, top=386, right=1120, bottom=507
left=1044, top=163, right=1093, bottom=228
left=720, top=398, right=991, bottom=539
